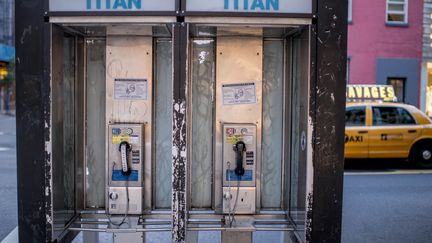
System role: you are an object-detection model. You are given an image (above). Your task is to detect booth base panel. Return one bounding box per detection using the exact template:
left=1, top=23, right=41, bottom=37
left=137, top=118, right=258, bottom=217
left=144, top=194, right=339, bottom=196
left=114, top=232, right=144, bottom=243
left=222, top=187, right=256, bottom=214
left=108, top=187, right=143, bottom=215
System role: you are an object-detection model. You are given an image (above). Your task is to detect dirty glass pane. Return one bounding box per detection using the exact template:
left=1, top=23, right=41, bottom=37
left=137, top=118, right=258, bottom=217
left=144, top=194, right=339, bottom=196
left=191, top=39, right=215, bottom=208
left=63, top=35, right=76, bottom=216
left=154, top=40, right=173, bottom=209
left=261, top=40, right=284, bottom=208
left=290, top=31, right=309, bottom=224
left=86, top=39, right=106, bottom=209
left=52, top=32, right=76, bottom=230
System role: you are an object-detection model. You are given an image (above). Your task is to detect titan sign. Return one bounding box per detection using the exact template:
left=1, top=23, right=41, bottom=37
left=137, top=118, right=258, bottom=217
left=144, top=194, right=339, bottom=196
left=49, top=0, right=176, bottom=11
left=186, top=0, right=312, bottom=13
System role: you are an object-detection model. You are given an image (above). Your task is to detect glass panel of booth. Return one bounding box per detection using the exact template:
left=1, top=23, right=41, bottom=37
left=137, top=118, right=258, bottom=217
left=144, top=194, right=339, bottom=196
left=262, top=40, right=284, bottom=209
left=289, top=29, right=309, bottom=226
left=51, top=28, right=77, bottom=235
left=154, top=39, right=173, bottom=209
left=86, top=39, right=106, bottom=209
left=190, top=38, right=216, bottom=209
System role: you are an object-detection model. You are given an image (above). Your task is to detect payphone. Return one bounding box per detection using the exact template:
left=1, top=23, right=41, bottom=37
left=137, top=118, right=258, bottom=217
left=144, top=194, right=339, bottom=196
left=222, top=124, right=257, bottom=215
left=107, top=124, right=144, bottom=215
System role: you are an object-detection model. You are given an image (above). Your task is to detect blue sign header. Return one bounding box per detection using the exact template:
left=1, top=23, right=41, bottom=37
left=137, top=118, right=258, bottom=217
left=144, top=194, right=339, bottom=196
left=187, top=0, right=312, bottom=13
left=49, top=0, right=176, bottom=12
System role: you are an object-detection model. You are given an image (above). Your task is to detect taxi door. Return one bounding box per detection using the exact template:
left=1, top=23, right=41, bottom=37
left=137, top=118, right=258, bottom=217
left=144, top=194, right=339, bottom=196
left=345, top=105, right=369, bottom=158
left=368, top=106, right=418, bottom=158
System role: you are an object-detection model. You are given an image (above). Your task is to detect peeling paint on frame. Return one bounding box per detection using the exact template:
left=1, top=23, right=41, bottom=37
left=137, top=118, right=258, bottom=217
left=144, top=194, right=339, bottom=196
left=172, top=23, right=189, bottom=243
left=172, top=99, right=187, bottom=242
left=45, top=26, right=54, bottom=241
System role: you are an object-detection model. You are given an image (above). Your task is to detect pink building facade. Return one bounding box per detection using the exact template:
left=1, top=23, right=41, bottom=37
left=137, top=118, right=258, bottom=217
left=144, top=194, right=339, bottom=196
left=348, top=0, right=423, bottom=106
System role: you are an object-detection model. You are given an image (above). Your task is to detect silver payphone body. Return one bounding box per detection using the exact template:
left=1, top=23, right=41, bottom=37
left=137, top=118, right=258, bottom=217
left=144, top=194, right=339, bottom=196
left=104, top=28, right=154, bottom=215
left=222, top=123, right=257, bottom=214
left=108, top=124, right=144, bottom=215
left=213, top=30, right=263, bottom=216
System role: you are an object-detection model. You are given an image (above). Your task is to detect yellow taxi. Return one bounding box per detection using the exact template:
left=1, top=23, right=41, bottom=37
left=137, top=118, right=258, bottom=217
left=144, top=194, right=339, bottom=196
left=345, top=102, right=432, bottom=167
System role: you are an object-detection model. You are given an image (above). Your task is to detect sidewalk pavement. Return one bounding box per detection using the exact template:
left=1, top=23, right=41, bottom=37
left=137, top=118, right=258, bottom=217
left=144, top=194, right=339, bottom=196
left=1, top=228, right=17, bottom=243
left=0, top=110, right=15, bottom=117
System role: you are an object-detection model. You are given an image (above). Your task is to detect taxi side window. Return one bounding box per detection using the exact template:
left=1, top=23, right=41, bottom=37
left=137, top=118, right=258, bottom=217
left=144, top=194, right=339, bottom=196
left=372, top=107, right=416, bottom=125
left=345, top=106, right=366, bottom=126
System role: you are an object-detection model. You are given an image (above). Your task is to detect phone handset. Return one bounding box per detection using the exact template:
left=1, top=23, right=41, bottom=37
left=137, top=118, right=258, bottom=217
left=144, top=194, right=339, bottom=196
left=233, top=141, right=246, bottom=176
left=119, top=141, right=132, bottom=176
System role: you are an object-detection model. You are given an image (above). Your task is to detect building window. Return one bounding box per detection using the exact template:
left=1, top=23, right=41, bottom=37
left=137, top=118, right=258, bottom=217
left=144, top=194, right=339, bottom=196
left=348, top=0, right=352, bottom=23
left=386, top=0, right=408, bottom=24
left=387, top=77, right=406, bottom=102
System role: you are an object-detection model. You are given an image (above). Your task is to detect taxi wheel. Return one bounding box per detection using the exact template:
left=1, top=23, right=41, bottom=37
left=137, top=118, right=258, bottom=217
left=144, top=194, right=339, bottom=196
left=412, top=142, right=432, bottom=168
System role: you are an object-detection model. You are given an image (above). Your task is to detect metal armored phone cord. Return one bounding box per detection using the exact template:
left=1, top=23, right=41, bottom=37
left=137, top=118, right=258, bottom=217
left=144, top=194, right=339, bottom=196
left=227, top=162, right=233, bottom=226
left=108, top=162, right=130, bottom=226
left=229, top=141, right=245, bottom=227
left=230, top=176, right=241, bottom=227
left=227, top=162, right=241, bottom=227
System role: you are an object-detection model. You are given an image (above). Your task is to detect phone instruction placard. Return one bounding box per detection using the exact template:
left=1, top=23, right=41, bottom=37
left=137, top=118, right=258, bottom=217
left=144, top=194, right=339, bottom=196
left=112, top=135, right=139, bottom=144
left=114, top=78, right=148, bottom=100
left=222, top=82, right=256, bottom=105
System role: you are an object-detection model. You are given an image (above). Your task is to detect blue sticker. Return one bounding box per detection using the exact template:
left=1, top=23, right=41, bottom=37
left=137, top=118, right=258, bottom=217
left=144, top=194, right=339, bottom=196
left=112, top=170, right=139, bottom=181
left=226, top=169, right=253, bottom=181
left=112, top=128, right=121, bottom=135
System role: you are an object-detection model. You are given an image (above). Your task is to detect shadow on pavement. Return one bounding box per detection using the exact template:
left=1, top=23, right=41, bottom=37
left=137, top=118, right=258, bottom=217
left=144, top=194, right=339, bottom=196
left=344, top=158, right=419, bottom=172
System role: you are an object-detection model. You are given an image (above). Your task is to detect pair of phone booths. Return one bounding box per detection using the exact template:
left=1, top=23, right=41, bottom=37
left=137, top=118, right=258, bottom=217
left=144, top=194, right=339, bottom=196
left=15, top=0, right=347, bottom=242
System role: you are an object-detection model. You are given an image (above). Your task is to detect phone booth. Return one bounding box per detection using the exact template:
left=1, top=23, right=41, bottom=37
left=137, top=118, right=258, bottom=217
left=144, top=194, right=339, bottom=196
left=16, top=0, right=347, bottom=242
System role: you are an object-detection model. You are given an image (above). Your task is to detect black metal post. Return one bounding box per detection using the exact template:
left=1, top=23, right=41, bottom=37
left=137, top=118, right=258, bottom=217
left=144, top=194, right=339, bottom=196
left=308, top=0, right=347, bottom=242
left=15, top=0, right=52, bottom=242
left=172, top=22, right=188, bottom=243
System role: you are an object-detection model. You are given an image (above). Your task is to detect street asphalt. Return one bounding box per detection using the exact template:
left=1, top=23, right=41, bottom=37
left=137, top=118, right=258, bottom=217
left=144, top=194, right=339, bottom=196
left=342, top=173, right=432, bottom=243
left=1, top=115, right=432, bottom=242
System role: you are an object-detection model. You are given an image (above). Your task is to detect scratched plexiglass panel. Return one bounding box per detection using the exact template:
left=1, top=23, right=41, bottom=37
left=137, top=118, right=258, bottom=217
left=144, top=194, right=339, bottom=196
left=85, top=39, right=106, bottom=209
left=63, top=35, right=76, bottom=217
left=52, top=31, right=76, bottom=231
left=261, top=40, right=284, bottom=208
left=191, top=39, right=215, bottom=208
left=154, top=40, right=173, bottom=209
left=290, top=30, right=309, bottom=224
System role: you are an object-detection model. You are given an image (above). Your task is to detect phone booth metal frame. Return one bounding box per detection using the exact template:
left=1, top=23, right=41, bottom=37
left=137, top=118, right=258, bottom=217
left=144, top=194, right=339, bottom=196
left=15, top=0, right=347, bottom=242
